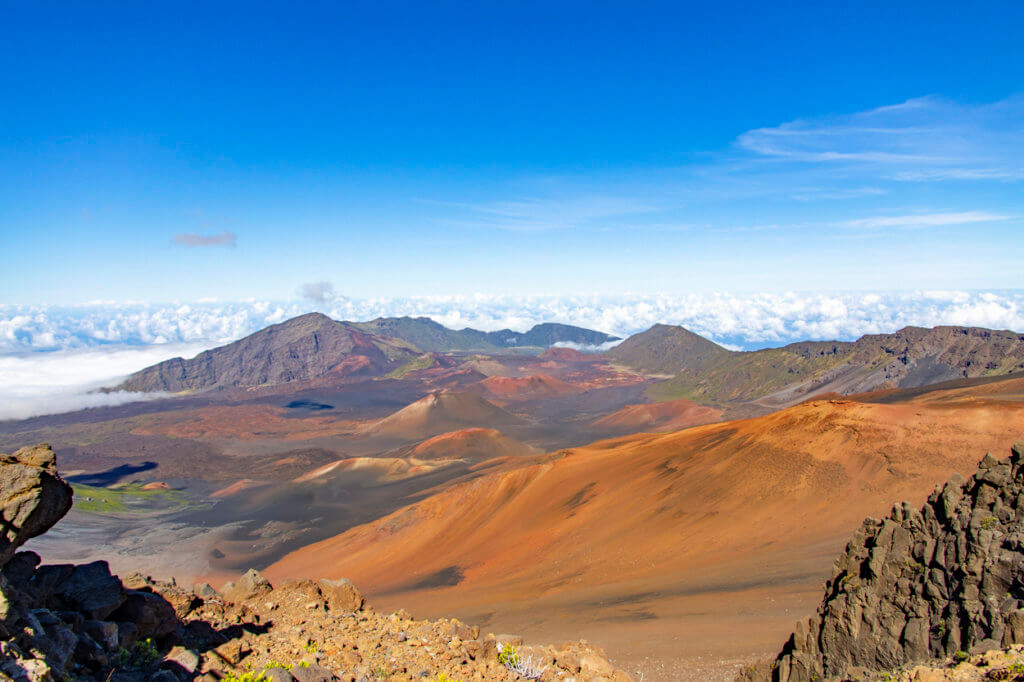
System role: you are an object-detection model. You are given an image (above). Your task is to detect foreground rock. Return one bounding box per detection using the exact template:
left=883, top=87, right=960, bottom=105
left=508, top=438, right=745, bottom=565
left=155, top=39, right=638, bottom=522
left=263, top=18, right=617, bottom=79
left=743, top=441, right=1024, bottom=681
left=0, top=445, right=72, bottom=567
left=0, top=445, right=629, bottom=680
left=846, top=644, right=1024, bottom=680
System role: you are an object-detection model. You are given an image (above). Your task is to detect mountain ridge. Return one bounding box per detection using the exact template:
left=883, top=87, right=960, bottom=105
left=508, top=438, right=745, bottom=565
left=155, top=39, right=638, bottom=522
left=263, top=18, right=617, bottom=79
left=608, top=323, right=1024, bottom=405
left=113, top=313, right=619, bottom=393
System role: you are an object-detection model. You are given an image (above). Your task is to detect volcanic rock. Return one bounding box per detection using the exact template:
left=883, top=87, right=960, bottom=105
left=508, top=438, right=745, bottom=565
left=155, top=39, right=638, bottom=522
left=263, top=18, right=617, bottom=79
left=317, top=577, right=363, bottom=612
left=0, top=445, right=73, bottom=567
left=58, top=561, right=125, bottom=619
left=747, top=440, right=1024, bottom=681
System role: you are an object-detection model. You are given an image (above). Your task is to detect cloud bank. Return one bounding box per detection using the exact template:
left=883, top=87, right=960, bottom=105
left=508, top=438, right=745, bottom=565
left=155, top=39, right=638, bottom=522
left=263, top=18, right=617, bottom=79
left=3, top=291, right=1022, bottom=354
left=2, top=292, right=1022, bottom=420
left=0, top=343, right=207, bottom=421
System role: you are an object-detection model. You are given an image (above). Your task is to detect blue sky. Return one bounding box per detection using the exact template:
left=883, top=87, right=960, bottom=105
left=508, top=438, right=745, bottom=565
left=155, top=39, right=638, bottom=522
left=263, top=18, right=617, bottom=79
left=2, top=1, right=1023, bottom=303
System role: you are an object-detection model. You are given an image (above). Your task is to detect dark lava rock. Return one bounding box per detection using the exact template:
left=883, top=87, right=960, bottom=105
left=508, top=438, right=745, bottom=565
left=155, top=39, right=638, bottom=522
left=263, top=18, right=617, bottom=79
left=746, top=440, right=1024, bottom=681
left=58, top=560, right=126, bottom=619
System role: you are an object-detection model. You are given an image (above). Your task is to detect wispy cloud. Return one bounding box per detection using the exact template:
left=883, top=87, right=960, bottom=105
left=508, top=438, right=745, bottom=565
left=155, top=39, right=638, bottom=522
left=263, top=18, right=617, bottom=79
left=173, top=230, right=237, bottom=247
left=433, top=195, right=659, bottom=231
left=841, top=211, right=1013, bottom=230
left=790, top=187, right=887, bottom=201
left=733, top=95, right=1024, bottom=182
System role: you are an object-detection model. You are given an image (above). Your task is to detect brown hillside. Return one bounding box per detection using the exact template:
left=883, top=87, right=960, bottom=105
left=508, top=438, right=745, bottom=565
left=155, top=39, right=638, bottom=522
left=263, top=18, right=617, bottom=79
left=114, top=313, right=420, bottom=392
left=362, top=391, right=525, bottom=441
left=477, top=374, right=583, bottom=401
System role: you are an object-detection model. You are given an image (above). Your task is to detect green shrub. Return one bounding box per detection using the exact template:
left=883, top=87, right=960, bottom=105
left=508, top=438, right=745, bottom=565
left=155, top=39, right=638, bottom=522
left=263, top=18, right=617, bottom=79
left=116, top=638, right=160, bottom=670
left=497, top=643, right=520, bottom=667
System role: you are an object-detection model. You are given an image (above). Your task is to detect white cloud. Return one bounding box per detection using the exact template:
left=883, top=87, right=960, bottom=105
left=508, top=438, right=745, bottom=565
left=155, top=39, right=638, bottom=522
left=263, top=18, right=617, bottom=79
left=2, top=293, right=1022, bottom=419
left=841, top=211, right=1013, bottom=230
left=0, top=343, right=208, bottom=420
left=299, top=281, right=336, bottom=303
left=734, top=95, right=1024, bottom=182
left=551, top=340, right=623, bottom=353
left=2, top=292, right=1022, bottom=356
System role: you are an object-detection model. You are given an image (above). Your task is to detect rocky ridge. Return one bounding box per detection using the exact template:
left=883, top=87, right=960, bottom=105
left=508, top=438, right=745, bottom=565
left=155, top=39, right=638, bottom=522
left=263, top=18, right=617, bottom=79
left=0, top=444, right=629, bottom=681
left=611, top=325, right=1024, bottom=405
left=744, top=441, right=1024, bottom=682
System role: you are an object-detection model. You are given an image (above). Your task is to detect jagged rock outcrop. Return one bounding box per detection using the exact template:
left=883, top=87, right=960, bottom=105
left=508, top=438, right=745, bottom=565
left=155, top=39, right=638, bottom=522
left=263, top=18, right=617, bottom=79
left=746, top=440, right=1024, bottom=681
left=0, top=445, right=72, bottom=567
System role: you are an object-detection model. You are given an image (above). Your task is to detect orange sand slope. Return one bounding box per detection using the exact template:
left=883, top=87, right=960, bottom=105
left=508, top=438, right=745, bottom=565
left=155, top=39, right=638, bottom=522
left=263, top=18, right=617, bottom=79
left=591, top=397, right=723, bottom=433
left=267, top=381, right=1024, bottom=678
left=270, top=397, right=1024, bottom=595
left=410, top=428, right=536, bottom=460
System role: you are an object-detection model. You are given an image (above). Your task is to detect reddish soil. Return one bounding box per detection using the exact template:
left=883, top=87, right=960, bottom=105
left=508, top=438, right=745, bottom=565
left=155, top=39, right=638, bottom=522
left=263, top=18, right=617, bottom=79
left=411, top=428, right=536, bottom=460
left=477, top=374, right=584, bottom=401
left=267, top=385, right=1024, bottom=680
left=210, top=478, right=270, bottom=498
left=140, top=481, right=170, bottom=490
left=591, top=397, right=723, bottom=433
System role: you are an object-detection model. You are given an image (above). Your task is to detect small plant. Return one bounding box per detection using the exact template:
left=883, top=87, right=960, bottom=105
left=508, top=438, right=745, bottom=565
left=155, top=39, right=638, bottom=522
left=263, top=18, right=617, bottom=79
left=304, top=642, right=319, bottom=653
left=983, top=517, right=998, bottom=530
left=221, top=673, right=268, bottom=682
left=496, top=642, right=546, bottom=680
left=954, top=650, right=970, bottom=663
left=116, top=638, right=160, bottom=670
left=435, top=674, right=463, bottom=682
left=497, top=642, right=520, bottom=667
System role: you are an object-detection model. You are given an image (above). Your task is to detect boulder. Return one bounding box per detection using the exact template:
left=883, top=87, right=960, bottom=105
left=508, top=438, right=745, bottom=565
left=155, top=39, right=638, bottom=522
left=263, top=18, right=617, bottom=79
left=3, top=552, right=40, bottom=585
left=84, top=620, right=119, bottom=650
left=224, top=568, right=272, bottom=603
left=110, top=590, right=178, bottom=639
left=193, top=582, right=219, bottom=600
left=317, top=578, right=364, bottom=612
left=0, top=445, right=73, bottom=567
left=57, top=561, right=125, bottom=619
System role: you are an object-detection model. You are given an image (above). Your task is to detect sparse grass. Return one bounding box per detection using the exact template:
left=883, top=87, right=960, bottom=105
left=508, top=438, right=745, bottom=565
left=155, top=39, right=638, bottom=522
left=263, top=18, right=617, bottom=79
left=386, top=354, right=437, bottom=379
left=72, top=482, right=194, bottom=515
left=645, top=345, right=865, bottom=404
left=221, top=673, right=268, bottom=682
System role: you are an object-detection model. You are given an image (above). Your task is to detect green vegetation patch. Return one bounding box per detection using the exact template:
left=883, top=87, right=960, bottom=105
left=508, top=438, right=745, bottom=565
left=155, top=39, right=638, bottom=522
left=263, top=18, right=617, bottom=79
left=385, top=354, right=437, bottom=379
left=646, top=345, right=859, bottom=404
left=72, top=482, right=195, bottom=515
